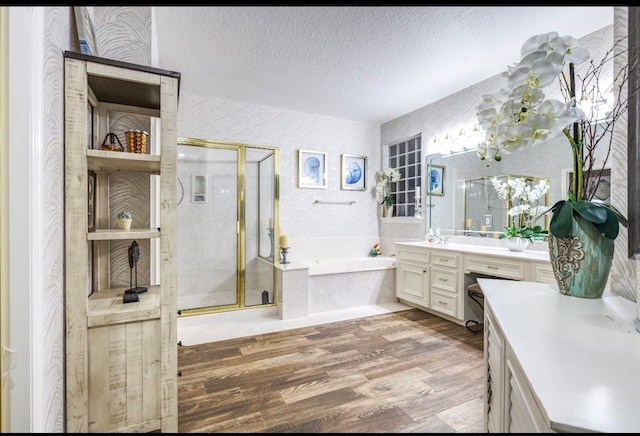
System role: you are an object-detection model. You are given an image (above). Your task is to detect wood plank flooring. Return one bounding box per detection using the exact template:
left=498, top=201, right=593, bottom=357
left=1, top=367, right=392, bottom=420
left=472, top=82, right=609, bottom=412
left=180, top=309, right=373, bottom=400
left=178, top=308, right=485, bottom=433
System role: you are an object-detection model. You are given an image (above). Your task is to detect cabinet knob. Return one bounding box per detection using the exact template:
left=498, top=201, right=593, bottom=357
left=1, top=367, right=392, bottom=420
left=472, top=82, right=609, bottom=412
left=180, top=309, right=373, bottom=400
left=488, top=265, right=498, bottom=270
left=438, top=300, right=447, bottom=305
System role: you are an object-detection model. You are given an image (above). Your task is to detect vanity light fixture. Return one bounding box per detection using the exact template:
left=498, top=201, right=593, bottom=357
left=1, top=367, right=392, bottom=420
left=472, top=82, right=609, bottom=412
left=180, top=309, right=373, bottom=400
left=432, top=123, right=485, bottom=154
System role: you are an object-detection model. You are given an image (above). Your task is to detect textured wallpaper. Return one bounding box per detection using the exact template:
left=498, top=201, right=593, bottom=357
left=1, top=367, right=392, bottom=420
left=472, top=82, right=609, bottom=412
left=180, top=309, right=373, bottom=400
left=611, top=7, right=635, bottom=301
left=176, top=92, right=382, bottom=248
left=42, top=6, right=68, bottom=432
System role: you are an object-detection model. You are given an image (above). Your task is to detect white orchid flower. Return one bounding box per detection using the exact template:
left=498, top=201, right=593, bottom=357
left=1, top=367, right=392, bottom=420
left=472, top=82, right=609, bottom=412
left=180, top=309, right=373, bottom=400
left=520, top=32, right=559, bottom=57
left=550, top=34, right=589, bottom=65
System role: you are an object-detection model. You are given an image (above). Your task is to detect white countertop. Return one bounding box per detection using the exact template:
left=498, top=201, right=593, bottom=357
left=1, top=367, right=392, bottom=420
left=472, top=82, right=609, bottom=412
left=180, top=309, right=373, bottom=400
left=396, top=240, right=551, bottom=262
left=479, top=278, right=640, bottom=433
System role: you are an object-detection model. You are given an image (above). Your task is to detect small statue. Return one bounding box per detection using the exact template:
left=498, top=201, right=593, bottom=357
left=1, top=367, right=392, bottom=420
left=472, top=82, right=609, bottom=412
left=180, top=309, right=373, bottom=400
left=123, top=240, right=147, bottom=303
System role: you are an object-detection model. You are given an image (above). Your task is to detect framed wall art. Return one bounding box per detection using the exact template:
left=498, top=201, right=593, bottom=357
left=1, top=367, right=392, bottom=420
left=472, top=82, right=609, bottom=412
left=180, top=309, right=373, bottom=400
left=74, top=6, right=98, bottom=56
left=562, top=167, right=611, bottom=203
left=429, top=164, right=445, bottom=196
left=298, top=149, right=327, bottom=189
left=341, top=154, right=366, bottom=190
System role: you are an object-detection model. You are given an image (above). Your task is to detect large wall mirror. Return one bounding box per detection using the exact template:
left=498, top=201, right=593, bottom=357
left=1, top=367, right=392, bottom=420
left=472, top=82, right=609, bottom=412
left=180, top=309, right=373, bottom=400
left=426, top=127, right=611, bottom=237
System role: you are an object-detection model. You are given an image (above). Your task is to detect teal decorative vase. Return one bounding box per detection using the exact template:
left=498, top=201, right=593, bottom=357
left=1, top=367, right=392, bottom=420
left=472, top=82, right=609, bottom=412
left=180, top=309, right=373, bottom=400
left=547, top=214, right=614, bottom=299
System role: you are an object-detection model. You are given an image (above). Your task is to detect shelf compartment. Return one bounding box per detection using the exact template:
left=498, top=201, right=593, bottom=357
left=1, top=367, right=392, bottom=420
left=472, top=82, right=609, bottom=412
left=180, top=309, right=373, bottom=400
left=88, top=228, right=160, bottom=240
left=88, top=285, right=161, bottom=327
left=87, top=149, right=160, bottom=174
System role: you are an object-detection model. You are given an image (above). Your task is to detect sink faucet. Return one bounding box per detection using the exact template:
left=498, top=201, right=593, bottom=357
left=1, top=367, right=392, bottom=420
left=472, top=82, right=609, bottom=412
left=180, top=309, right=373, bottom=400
left=433, top=229, right=449, bottom=245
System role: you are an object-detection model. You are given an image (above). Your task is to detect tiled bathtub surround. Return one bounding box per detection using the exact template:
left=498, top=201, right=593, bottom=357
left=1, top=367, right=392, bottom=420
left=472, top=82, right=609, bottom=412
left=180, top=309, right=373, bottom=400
left=303, top=257, right=396, bottom=314
left=286, top=236, right=384, bottom=262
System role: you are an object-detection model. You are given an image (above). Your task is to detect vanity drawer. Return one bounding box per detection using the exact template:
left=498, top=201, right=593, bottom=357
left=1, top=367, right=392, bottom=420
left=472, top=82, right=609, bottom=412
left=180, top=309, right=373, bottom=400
left=431, top=267, right=458, bottom=293
left=396, top=246, right=430, bottom=265
left=465, top=255, right=527, bottom=281
left=531, top=262, right=555, bottom=283
left=430, top=251, right=460, bottom=268
left=430, top=289, right=458, bottom=318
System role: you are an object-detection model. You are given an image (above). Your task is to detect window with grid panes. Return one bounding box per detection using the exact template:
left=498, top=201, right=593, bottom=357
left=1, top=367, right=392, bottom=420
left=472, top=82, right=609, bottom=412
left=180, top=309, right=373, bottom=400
left=386, top=135, right=421, bottom=217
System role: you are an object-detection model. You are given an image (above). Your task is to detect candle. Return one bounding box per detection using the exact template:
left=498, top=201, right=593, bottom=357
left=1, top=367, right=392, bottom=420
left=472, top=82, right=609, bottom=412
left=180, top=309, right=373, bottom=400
left=466, top=219, right=473, bottom=228
left=268, top=217, right=273, bottom=228
left=279, top=235, right=288, bottom=248
left=481, top=225, right=487, bottom=232
left=415, top=186, right=421, bottom=198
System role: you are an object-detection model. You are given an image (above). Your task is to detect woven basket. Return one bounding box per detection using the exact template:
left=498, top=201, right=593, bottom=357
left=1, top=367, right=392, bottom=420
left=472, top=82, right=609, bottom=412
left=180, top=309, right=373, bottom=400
left=100, top=133, right=124, bottom=152
left=125, top=130, right=149, bottom=154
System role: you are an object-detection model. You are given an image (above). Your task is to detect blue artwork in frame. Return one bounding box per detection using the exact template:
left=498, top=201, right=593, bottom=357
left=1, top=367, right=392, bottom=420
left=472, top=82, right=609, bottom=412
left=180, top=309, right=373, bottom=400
left=341, top=154, right=366, bottom=190
left=298, top=149, right=327, bottom=189
left=429, top=165, right=445, bottom=196
left=74, top=7, right=98, bottom=56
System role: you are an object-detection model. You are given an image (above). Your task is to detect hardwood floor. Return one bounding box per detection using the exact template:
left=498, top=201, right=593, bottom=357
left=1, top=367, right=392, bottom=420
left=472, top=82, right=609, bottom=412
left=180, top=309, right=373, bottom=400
left=177, top=308, right=485, bottom=433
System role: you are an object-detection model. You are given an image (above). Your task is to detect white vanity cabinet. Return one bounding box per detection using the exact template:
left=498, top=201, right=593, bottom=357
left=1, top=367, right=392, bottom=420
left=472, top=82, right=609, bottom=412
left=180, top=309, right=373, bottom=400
left=530, top=260, right=555, bottom=283
left=481, top=279, right=640, bottom=433
left=485, top=303, right=551, bottom=433
left=394, top=241, right=553, bottom=326
left=395, top=244, right=465, bottom=322
left=395, top=245, right=430, bottom=306
left=429, top=251, right=462, bottom=318
left=464, top=253, right=528, bottom=281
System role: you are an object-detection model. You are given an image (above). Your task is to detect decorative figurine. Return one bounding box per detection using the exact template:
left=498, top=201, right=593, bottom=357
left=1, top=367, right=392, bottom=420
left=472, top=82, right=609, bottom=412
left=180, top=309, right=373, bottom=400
left=123, top=240, right=147, bottom=304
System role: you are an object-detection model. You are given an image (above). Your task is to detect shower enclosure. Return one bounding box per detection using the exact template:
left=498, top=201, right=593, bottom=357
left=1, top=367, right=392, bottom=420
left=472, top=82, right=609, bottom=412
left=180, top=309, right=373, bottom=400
left=176, top=137, right=279, bottom=315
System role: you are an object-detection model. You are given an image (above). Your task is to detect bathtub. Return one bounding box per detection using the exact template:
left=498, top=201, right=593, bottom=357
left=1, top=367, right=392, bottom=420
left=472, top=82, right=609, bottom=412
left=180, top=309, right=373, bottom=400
left=302, top=256, right=396, bottom=276
left=300, top=257, right=397, bottom=314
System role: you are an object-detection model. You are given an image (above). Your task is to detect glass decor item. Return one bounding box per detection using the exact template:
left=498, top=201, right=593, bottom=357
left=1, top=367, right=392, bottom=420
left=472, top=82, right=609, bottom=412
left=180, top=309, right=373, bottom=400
left=125, top=130, right=149, bottom=154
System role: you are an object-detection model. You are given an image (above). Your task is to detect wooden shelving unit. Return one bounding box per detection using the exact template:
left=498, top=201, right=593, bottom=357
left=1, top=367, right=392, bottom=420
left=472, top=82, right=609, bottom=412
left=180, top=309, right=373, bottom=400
left=64, top=51, right=180, bottom=433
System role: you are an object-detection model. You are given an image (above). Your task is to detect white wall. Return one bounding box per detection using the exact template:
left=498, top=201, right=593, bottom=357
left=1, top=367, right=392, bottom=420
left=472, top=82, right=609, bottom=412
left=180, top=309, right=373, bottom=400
left=6, top=5, right=69, bottom=433
left=176, top=92, right=382, bottom=259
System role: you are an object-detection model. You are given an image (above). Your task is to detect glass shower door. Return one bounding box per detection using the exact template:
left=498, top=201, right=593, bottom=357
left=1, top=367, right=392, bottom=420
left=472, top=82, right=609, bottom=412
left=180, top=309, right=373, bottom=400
left=244, top=147, right=276, bottom=307
left=177, top=144, right=238, bottom=311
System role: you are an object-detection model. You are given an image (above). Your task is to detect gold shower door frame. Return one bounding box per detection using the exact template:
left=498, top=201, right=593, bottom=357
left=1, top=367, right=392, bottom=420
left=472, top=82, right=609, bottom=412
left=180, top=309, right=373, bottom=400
left=176, top=137, right=279, bottom=317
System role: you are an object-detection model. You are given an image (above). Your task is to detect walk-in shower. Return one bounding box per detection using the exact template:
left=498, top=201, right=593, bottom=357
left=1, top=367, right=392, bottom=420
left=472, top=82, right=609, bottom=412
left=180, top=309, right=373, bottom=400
left=176, top=137, right=279, bottom=316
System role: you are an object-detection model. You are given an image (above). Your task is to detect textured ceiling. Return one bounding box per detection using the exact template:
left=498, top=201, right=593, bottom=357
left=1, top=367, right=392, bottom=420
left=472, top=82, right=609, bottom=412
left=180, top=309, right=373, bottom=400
left=153, top=6, right=614, bottom=124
